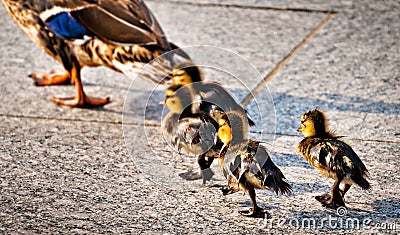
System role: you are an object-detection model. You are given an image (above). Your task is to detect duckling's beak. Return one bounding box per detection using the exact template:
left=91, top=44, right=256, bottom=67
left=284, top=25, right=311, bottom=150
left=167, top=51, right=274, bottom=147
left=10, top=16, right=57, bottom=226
left=297, top=127, right=302, bottom=132
left=158, top=74, right=173, bottom=85
left=165, top=72, right=173, bottom=82
left=164, top=79, right=173, bottom=85
left=159, top=100, right=166, bottom=106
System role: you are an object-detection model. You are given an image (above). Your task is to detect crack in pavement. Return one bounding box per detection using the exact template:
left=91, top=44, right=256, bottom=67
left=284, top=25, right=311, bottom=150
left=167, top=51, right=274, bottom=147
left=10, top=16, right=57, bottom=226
left=2, top=113, right=399, bottom=145
left=241, top=12, right=338, bottom=107
left=154, top=0, right=337, bottom=14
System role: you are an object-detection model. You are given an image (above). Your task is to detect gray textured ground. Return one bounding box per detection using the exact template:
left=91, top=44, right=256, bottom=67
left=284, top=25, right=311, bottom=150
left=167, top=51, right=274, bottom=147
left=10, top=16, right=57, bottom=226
left=0, top=0, right=399, bottom=234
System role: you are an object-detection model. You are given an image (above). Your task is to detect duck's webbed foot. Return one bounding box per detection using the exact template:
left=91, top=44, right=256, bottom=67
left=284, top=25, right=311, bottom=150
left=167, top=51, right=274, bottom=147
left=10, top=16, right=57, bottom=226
left=30, top=69, right=72, bottom=86
left=51, top=95, right=110, bottom=108
left=239, top=206, right=270, bottom=218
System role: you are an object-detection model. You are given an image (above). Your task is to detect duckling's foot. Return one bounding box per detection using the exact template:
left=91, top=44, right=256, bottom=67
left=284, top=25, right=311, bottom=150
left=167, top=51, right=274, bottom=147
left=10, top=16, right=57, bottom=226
left=316, top=194, right=345, bottom=209
left=321, top=201, right=346, bottom=209
left=221, top=186, right=239, bottom=195
left=316, top=192, right=346, bottom=205
left=30, top=70, right=72, bottom=86
left=315, top=192, right=331, bottom=203
left=239, top=207, right=270, bottom=218
left=179, top=171, right=202, bottom=181
left=51, top=95, right=110, bottom=108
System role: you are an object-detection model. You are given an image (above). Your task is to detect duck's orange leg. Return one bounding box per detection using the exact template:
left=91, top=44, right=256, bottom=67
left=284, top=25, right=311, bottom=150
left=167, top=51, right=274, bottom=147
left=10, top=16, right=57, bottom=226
left=29, top=69, right=72, bottom=86
left=50, top=62, right=110, bottom=108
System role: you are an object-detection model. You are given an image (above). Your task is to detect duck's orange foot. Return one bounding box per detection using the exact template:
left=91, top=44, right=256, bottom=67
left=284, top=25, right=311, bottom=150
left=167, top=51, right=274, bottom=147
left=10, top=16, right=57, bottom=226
left=50, top=95, right=110, bottom=108
left=29, top=69, right=72, bottom=86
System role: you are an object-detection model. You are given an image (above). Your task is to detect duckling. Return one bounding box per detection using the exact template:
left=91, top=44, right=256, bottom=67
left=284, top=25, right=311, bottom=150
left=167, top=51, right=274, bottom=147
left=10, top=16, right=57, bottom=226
left=297, top=109, right=370, bottom=208
left=171, top=61, right=255, bottom=126
left=171, top=61, right=203, bottom=86
left=162, top=84, right=221, bottom=184
left=2, top=0, right=189, bottom=107
left=217, top=111, right=292, bottom=217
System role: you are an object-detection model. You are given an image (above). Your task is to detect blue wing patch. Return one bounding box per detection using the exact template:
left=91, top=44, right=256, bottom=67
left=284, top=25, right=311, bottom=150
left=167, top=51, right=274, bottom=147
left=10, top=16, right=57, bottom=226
left=46, top=12, right=92, bottom=40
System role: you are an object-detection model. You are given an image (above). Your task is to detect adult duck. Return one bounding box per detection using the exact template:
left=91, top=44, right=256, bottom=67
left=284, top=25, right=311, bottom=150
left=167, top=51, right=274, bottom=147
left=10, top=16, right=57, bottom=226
left=2, top=0, right=189, bottom=107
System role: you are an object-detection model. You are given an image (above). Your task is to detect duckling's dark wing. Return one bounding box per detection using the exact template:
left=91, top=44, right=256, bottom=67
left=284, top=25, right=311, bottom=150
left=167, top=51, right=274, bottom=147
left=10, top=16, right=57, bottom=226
left=224, top=153, right=241, bottom=183
left=162, top=112, right=180, bottom=136
left=309, top=141, right=335, bottom=172
left=194, top=82, right=256, bottom=126
left=253, top=142, right=292, bottom=195
left=329, top=139, right=371, bottom=189
left=238, top=153, right=264, bottom=185
left=176, top=118, right=202, bottom=145
left=309, top=139, right=370, bottom=189
left=174, top=115, right=218, bottom=154
left=70, top=0, right=170, bottom=48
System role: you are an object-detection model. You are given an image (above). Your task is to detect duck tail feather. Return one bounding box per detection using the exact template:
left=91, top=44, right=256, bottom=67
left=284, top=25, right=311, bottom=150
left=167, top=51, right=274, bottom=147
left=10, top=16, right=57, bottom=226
left=264, top=173, right=292, bottom=195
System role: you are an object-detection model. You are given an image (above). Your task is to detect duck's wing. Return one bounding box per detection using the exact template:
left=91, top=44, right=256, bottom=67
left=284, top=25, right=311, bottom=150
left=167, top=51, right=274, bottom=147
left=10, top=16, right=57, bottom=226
left=41, top=0, right=169, bottom=48
left=224, top=153, right=241, bottom=185
left=327, top=139, right=370, bottom=189
left=329, top=139, right=369, bottom=174
left=310, top=139, right=369, bottom=177
left=238, top=152, right=264, bottom=188
left=174, top=115, right=218, bottom=155
left=195, top=82, right=242, bottom=111
left=308, top=140, right=336, bottom=171
left=252, top=141, right=292, bottom=195
left=195, top=82, right=256, bottom=126
left=161, top=112, right=179, bottom=136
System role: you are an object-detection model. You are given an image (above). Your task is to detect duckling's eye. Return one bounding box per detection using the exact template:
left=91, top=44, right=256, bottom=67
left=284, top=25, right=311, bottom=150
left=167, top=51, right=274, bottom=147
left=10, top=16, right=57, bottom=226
left=173, top=70, right=185, bottom=77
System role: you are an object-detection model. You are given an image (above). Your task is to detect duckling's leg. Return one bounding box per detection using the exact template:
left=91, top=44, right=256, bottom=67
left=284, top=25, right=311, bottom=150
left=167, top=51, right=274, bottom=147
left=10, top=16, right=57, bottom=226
left=29, top=69, right=72, bottom=86
left=240, top=188, right=267, bottom=218
left=50, top=61, right=110, bottom=107
left=179, top=154, right=214, bottom=184
left=340, top=184, right=351, bottom=197
left=199, top=155, right=215, bottom=185
left=317, top=178, right=345, bottom=208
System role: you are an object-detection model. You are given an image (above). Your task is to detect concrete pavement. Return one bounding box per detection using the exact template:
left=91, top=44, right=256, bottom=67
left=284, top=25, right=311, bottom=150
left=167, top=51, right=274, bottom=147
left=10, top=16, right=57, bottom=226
left=0, top=0, right=399, bottom=233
